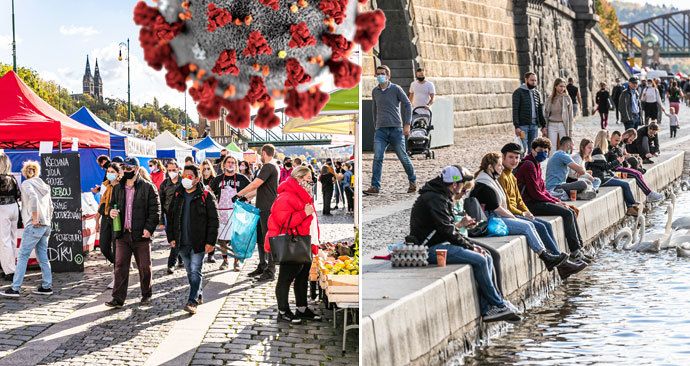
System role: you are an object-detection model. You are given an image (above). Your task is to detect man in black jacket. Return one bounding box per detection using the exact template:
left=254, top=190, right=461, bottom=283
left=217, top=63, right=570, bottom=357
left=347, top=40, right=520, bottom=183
left=409, top=166, right=520, bottom=323
left=512, top=72, right=546, bottom=154
left=629, top=123, right=660, bottom=164
left=611, top=78, right=624, bottom=123
left=106, top=157, right=160, bottom=308
left=159, top=160, right=183, bottom=273
left=619, top=77, right=642, bottom=130
left=167, top=165, right=219, bottom=315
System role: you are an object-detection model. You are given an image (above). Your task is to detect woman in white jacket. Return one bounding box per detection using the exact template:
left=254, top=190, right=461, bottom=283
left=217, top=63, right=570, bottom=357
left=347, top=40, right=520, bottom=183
left=1, top=161, right=54, bottom=297
left=0, top=154, right=20, bottom=281
left=544, top=78, right=574, bottom=156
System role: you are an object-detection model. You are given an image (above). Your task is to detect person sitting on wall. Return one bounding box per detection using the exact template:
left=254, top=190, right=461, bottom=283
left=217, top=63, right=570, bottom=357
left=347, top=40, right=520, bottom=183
left=409, top=165, right=521, bottom=323
left=626, top=123, right=660, bottom=165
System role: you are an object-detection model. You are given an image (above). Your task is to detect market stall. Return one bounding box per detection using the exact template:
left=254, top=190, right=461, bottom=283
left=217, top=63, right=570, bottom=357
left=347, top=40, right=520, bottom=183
left=193, top=135, right=225, bottom=159
left=153, top=130, right=197, bottom=162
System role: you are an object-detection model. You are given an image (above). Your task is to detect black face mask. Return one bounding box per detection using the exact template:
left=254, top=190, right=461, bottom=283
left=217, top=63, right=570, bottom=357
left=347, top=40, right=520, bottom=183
left=285, top=162, right=292, bottom=168
left=416, top=77, right=425, bottom=82
left=123, top=170, right=136, bottom=180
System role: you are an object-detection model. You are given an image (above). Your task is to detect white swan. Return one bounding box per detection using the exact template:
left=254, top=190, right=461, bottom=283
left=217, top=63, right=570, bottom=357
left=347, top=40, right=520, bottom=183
left=677, top=242, right=690, bottom=257
left=669, top=191, right=690, bottom=233
left=639, top=203, right=674, bottom=251
left=615, top=215, right=645, bottom=250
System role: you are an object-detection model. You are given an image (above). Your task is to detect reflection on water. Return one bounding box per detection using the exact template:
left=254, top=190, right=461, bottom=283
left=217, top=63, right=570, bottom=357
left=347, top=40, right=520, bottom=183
left=459, top=191, right=690, bottom=366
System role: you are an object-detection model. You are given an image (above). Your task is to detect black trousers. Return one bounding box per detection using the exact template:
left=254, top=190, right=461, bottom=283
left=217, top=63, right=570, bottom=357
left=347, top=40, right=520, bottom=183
left=671, top=125, right=678, bottom=138
left=322, top=187, right=333, bottom=214
left=344, top=187, right=354, bottom=212
left=99, top=216, right=116, bottom=264
left=165, top=212, right=182, bottom=268
left=276, top=263, right=309, bottom=311
left=256, top=210, right=275, bottom=276
left=526, top=201, right=583, bottom=252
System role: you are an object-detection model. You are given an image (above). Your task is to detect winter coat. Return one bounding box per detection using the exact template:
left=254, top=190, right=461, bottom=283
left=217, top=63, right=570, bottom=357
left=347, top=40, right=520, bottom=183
left=159, top=176, right=181, bottom=215
left=110, top=177, right=161, bottom=241
left=150, top=170, right=166, bottom=190
left=166, top=183, right=219, bottom=254
left=512, top=84, right=546, bottom=128
left=20, top=177, right=53, bottom=226
left=618, top=87, right=641, bottom=123
left=264, top=177, right=320, bottom=254
left=409, top=176, right=473, bottom=249
left=515, top=154, right=559, bottom=204
left=587, top=148, right=620, bottom=182
left=628, top=126, right=660, bottom=157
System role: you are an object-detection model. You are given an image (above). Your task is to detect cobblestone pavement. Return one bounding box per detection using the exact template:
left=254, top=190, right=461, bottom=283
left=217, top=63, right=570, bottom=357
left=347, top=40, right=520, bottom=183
left=0, top=211, right=354, bottom=365
left=362, top=101, right=690, bottom=254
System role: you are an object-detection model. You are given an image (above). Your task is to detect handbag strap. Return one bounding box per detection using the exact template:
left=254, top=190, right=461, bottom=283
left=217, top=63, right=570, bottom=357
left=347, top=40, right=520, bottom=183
left=279, top=212, right=295, bottom=236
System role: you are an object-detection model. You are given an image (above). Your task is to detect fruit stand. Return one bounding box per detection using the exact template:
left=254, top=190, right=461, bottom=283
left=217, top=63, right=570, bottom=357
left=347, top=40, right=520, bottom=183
left=311, top=234, right=359, bottom=354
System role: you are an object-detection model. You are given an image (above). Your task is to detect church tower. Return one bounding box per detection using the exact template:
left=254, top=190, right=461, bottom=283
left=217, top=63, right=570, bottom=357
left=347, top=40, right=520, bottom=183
left=93, top=58, right=103, bottom=101
left=82, top=55, right=94, bottom=96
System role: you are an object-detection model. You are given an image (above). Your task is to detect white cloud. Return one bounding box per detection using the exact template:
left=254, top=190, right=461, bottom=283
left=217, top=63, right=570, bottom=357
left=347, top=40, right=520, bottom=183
left=0, top=34, right=22, bottom=55
left=59, top=25, right=100, bottom=37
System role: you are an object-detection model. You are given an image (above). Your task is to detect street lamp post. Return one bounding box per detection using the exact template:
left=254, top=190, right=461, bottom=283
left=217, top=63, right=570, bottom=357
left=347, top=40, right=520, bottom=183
left=11, top=0, right=17, bottom=72
left=118, top=39, right=131, bottom=122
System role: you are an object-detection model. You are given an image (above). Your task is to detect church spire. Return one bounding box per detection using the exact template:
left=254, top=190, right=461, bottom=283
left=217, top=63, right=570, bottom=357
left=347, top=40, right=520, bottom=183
left=93, top=58, right=103, bottom=101
left=83, top=55, right=94, bottom=96
left=84, top=55, right=92, bottom=78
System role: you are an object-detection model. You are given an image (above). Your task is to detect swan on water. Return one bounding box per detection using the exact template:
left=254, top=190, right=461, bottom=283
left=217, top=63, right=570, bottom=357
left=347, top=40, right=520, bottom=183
left=614, top=215, right=645, bottom=251
left=677, top=242, right=690, bottom=257
left=640, top=203, right=674, bottom=251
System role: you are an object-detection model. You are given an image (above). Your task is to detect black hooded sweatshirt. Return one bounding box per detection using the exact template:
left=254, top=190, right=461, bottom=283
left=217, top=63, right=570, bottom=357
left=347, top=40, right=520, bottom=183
left=409, top=176, right=473, bottom=249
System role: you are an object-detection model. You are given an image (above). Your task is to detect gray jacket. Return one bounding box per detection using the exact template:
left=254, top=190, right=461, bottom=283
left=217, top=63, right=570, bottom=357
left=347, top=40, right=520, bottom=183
left=618, top=87, right=641, bottom=123
left=20, top=177, right=54, bottom=226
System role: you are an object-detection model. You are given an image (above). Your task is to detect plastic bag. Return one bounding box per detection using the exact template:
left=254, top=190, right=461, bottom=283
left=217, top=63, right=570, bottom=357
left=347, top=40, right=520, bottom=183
left=229, top=200, right=261, bottom=261
left=487, top=216, right=509, bottom=237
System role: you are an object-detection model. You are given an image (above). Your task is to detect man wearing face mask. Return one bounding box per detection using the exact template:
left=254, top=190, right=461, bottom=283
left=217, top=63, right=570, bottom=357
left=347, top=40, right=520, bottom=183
left=105, top=157, right=160, bottom=308
left=364, top=65, right=416, bottom=196
left=210, top=156, right=251, bottom=271
left=280, top=157, right=293, bottom=184
left=235, top=144, right=280, bottom=283
left=409, top=68, right=435, bottom=108
left=91, top=155, right=112, bottom=194
left=515, top=138, right=592, bottom=263
left=215, top=149, right=228, bottom=175
left=512, top=72, right=546, bottom=154
left=159, top=160, right=184, bottom=274
left=544, top=136, right=594, bottom=193
left=167, top=164, right=219, bottom=314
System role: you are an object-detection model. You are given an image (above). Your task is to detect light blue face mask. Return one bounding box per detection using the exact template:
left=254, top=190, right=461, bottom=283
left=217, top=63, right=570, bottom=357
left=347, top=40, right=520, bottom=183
left=376, top=74, right=387, bottom=84
left=106, top=172, right=118, bottom=182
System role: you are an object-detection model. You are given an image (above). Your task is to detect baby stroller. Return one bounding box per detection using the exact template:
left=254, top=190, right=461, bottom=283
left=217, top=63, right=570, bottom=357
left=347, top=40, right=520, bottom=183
left=406, top=106, right=435, bottom=159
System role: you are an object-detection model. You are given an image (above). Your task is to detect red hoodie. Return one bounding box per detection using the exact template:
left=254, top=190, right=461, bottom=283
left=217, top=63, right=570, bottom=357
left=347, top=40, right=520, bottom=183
left=150, top=170, right=165, bottom=190
left=514, top=153, right=559, bottom=204
left=265, top=177, right=320, bottom=254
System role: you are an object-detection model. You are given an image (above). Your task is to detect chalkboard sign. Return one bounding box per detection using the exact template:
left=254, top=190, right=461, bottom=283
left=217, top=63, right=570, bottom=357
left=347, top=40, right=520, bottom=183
left=41, top=153, right=84, bottom=272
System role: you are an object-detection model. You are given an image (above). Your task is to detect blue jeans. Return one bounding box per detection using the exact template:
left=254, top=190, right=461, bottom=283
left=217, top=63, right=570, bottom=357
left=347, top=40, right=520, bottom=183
left=427, top=243, right=505, bottom=315
left=178, top=246, right=205, bottom=305
left=624, top=113, right=641, bottom=131
left=517, top=216, right=560, bottom=255
left=13, top=224, right=52, bottom=291
left=498, top=215, right=546, bottom=254
left=519, top=125, right=539, bottom=154
left=603, top=178, right=636, bottom=206
left=371, top=127, right=416, bottom=189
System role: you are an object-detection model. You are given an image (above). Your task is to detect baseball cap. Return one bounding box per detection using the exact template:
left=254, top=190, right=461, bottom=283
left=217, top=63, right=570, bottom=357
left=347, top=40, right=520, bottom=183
left=123, top=156, right=140, bottom=168
left=441, top=165, right=472, bottom=184
left=111, top=156, right=125, bottom=164
left=628, top=77, right=639, bottom=84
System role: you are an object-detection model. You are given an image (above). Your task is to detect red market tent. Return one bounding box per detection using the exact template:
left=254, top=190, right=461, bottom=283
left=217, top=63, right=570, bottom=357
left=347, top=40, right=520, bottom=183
left=0, top=70, right=110, bottom=149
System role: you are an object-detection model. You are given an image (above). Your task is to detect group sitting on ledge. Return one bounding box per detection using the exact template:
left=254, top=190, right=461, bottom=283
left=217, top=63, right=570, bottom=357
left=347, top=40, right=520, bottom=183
left=406, top=126, right=664, bottom=323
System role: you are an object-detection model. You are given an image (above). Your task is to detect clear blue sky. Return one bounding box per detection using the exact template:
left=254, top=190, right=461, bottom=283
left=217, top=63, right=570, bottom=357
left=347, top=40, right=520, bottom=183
left=622, top=0, right=690, bottom=9
left=0, top=0, right=197, bottom=121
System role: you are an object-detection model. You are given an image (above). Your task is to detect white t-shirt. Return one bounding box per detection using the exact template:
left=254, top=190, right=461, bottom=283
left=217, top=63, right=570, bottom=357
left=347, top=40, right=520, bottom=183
left=409, top=80, right=436, bottom=108
left=642, top=87, right=660, bottom=103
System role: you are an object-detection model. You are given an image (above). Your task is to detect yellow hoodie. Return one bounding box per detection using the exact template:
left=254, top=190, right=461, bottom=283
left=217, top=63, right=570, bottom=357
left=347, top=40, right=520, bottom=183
left=498, top=168, right=529, bottom=216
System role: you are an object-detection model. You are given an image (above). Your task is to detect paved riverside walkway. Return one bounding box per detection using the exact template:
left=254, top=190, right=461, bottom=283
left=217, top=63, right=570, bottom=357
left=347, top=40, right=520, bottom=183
left=0, top=212, right=356, bottom=366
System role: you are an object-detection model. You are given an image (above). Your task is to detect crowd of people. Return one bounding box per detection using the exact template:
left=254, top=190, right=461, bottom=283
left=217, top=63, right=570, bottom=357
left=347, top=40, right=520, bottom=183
left=402, top=70, right=678, bottom=323
left=0, top=144, right=353, bottom=324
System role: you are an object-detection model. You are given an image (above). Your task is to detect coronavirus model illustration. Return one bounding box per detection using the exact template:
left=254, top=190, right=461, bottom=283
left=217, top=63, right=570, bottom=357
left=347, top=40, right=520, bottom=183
left=134, top=0, right=385, bottom=129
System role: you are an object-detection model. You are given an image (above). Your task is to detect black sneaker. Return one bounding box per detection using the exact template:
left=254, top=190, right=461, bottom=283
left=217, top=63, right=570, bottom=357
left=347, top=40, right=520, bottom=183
left=206, top=255, right=217, bottom=263
left=140, top=297, right=152, bottom=305
left=296, top=308, right=322, bottom=321
left=643, top=158, right=655, bottom=164
left=483, top=305, right=518, bottom=323
left=278, top=310, right=302, bottom=324
left=105, top=299, right=124, bottom=308
left=255, top=272, right=275, bottom=283
left=247, top=267, right=264, bottom=277
left=167, top=266, right=175, bottom=274
left=0, top=288, right=20, bottom=298
left=177, top=261, right=185, bottom=269
left=32, top=285, right=53, bottom=295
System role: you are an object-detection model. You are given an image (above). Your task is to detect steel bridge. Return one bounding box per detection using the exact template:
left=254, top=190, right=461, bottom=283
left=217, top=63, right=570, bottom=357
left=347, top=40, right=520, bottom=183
left=620, top=10, right=690, bottom=58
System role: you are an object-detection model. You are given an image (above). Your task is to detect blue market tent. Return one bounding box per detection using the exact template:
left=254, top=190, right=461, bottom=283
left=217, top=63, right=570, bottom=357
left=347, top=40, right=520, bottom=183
left=70, top=107, right=126, bottom=154
left=193, top=136, right=225, bottom=159
left=69, top=107, right=156, bottom=168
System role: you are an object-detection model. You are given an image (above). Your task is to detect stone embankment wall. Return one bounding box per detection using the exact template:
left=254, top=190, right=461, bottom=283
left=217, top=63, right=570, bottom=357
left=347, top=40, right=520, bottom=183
left=362, top=0, right=630, bottom=141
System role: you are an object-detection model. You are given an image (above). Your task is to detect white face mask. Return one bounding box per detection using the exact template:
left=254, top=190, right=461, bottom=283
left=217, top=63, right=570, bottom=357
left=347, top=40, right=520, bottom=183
left=181, top=178, right=194, bottom=189
left=169, top=172, right=178, bottom=180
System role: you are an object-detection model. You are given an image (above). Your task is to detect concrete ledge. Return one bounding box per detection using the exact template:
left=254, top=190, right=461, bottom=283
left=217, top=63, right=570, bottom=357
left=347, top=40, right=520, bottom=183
left=362, top=151, right=685, bottom=366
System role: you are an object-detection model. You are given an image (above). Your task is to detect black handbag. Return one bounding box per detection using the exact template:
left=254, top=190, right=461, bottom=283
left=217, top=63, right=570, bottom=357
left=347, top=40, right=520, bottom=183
left=463, top=197, right=489, bottom=237
left=269, top=213, right=313, bottom=265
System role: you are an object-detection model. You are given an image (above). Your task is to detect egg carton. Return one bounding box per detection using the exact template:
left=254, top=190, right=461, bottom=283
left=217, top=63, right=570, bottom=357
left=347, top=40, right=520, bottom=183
left=390, top=245, right=429, bottom=267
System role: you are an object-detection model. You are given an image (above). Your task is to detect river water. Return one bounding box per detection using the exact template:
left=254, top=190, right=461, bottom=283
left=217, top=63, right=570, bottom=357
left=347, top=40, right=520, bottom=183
left=458, top=189, right=690, bottom=366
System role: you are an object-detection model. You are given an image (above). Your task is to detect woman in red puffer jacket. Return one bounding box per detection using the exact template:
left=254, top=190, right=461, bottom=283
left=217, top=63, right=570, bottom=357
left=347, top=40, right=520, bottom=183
left=265, top=166, right=322, bottom=324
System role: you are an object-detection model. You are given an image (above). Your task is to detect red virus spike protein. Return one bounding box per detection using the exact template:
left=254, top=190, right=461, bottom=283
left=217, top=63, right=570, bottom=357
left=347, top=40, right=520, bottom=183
left=212, top=49, right=240, bottom=76
left=133, top=1, right=386, bottom=129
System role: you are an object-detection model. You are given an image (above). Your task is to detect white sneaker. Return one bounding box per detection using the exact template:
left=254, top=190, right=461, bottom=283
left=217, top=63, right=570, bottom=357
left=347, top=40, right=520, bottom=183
left=504, top=300, right=522, bottom=314
left=647, top=191, right=664, bottom=203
